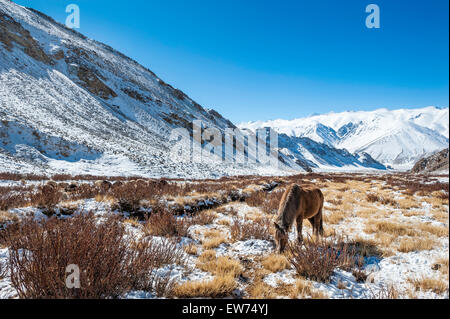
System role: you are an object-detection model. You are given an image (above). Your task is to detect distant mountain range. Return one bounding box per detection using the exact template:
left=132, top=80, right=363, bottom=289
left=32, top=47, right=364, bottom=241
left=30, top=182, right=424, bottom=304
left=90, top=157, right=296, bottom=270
left=240, top=106, right=449, bottom=170
left=0, top=0, right=447, bottom=177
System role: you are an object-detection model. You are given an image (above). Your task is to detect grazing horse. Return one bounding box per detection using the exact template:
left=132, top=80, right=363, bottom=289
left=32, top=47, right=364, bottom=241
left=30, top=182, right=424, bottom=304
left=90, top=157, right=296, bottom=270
left=273, top=184, right=324, bottom=253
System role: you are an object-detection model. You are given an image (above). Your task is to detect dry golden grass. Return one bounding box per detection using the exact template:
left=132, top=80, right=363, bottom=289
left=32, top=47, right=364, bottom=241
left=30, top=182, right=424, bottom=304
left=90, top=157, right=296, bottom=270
left=173, top=275, right=237, bottom=298
left=355, top=208, right=379, bottom=218
left=397, top=198, right=421, bottom=210
left=201, top=229, right=228, bottom=249
left=290, top=279, right=328, bottom=299
left=324, top=210, right=345, bottom=224
left=408, top=277, right=448, bottom=294
left=261, top=254, right=291, bottom=273
left=402, top=210, right=423, bottom=217
left=349, top=236, right=382, bottom=257
left=431, top=210, right=448, bottom=223
left=423, top=194, right=449, bottom=208
left=398, top=237, right=436, bottom=252
left=245, top=275, right=324, bottom=299
left=246, top=280, right=278, bottom=299
left=417, top=223, right=448, bottom=237
left=365, top=219, right=416, bottom=237
left=337, top=280, right=347, bottom=290
left=217, top=218, right=232, bottom=226
left=183, top=243, right=198, bottom=256
left=94, top=194, right=116, bottom=204
left=196, top=251, right=243, bottom=278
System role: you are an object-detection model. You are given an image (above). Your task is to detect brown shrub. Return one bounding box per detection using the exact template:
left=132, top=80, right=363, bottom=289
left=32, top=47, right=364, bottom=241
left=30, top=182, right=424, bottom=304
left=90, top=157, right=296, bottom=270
left=245, top=188, right=284, bottom=215
left=230, top=216, right=272, bottom=241
left=288, top=237, right=356, bottom=282
left=35, top=184, right=63, bottom=214
left=192, top=210, right=216, bottom=225
left=144, top=209, right=192, bottom=238
left=3, top=213, right=182, bottom=298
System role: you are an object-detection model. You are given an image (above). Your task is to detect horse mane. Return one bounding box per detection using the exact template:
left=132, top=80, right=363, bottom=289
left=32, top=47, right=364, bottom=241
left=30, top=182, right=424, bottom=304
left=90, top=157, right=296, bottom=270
left=275, top=184, right=301, bottom=231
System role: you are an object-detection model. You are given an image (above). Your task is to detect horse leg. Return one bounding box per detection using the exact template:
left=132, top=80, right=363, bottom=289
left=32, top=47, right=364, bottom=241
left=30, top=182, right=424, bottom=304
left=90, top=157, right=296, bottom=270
left=296, top=216, right=303, bottom=243
left=318, top=208, right=324, bottom=236
left=308, top=217, right=316, bottom=237
left=313, top=209, right=323, bottom=238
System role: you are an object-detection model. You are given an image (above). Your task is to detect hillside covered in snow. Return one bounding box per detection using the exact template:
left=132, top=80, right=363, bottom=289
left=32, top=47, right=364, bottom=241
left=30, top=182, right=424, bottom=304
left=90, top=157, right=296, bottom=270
left=240, top=107, right=449, bottom=169
left=0, top=0, right=443, bottom=177
left=0, top=0, right=302, bottom=178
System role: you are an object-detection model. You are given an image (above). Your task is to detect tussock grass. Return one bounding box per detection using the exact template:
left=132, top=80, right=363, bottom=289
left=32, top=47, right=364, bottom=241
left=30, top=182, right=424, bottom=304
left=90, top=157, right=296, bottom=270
left=197, top=253, right=243, bottom=278
left=291, top=278, right=328, bottom=299
left=365, top=220, right=416, bottom=237
left=408, top=277, right=448, bottom=294
left=173, top=275, right=237, bottom=298
left=355, top=208, right=378, bottom=218
left=261, top=254, right=291, bottom=273
left=123, top=217, right=141, bottom=228
left=349, top=236, right=382, bottom=257
left=201, top=230, right=227, bottom=249
left=183, top=243, right=198, bottom=256
left=324, top=210, right=345, bottom=224
left=398, top=237, right=436, bottom=252
left=417, top=223, right=448, bottom=237
left=397, top=198, right=420, bottom=210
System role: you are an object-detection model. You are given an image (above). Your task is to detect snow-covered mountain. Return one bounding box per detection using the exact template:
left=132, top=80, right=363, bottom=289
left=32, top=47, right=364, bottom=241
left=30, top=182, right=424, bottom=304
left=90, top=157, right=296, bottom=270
left=240, top=107, right=449, bottom=169
left=0, top=1, right=435, bottom=177
left=0, top=0, right=303, bottom=178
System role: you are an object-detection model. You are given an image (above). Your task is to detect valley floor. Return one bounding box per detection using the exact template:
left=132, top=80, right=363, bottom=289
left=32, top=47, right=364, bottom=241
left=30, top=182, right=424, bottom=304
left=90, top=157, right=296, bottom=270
left=0, top=172, right=448, bottom=299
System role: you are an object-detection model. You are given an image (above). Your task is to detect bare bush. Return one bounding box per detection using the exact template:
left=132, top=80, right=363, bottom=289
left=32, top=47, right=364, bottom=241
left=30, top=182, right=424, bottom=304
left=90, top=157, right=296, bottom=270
left=35, top=184, right=63, bottom=214
left=288, top=236, right=356, bottom=282
left=3, top=213, right=183, bottom=298
left=230, top=217, right=272, bottom=241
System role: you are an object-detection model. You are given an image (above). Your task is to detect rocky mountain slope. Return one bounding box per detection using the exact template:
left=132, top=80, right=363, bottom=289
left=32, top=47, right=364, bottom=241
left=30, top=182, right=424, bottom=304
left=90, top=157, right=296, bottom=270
left=0, top=0, right=304, bottom=178
left=240, top=107, right=449, bottom=169
left=0, top=1, right=413, bottom=177
left=411, top=148, right=449, bottom=174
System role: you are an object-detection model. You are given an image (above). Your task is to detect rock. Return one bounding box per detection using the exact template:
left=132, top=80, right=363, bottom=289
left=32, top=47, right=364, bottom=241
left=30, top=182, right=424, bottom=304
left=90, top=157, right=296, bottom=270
left=411, top=148, right=449, bottom=173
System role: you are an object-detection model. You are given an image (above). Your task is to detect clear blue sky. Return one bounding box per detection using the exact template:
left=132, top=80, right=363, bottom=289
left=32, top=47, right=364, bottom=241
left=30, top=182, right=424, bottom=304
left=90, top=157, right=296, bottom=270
left=14, top=0, right=449, bottom=123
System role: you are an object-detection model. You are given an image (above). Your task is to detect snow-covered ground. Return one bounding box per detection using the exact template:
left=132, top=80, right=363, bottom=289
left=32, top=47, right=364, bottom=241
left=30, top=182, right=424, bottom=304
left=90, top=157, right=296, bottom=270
left=0, top=174, right=448, bottom=299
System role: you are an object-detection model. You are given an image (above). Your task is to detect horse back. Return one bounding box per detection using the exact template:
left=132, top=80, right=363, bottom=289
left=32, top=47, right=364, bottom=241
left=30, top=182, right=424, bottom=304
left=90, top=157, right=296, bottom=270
left=299, top=186, right=324, bottom=218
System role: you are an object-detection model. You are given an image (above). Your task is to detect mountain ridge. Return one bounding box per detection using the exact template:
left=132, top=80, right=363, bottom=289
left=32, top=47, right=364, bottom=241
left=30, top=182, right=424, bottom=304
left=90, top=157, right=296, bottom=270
left=0, top=1, right=438, bottom=177
left=240, top=106, right=449, bottom=169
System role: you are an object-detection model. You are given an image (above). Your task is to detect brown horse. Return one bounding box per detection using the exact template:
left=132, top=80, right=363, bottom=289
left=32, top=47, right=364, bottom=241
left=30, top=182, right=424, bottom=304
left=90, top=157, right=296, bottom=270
left=273, top=184, right=324, bottom=253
